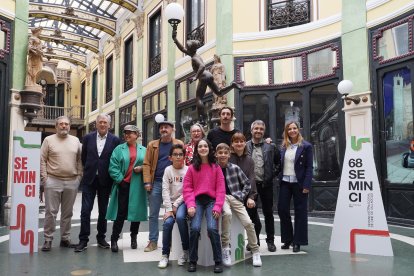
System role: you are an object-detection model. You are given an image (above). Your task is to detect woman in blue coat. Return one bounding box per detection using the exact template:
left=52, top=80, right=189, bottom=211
left=278, top=121, right=313, bottom=253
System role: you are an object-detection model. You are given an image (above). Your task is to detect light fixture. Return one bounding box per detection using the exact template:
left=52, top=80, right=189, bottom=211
left=165, top=3, right=184, bottom=30
left=290, top=101, right=294, bottom=107
left=337, top=80, right=360, bottom=105
left=155, top=113, right=165, bottom=123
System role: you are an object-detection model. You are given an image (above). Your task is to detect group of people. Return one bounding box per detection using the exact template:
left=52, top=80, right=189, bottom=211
left=39, top=106, right=313, bottom=274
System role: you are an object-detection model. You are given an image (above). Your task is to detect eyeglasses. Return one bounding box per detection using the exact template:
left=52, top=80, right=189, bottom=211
left=172, top=153, right=184, bottom=157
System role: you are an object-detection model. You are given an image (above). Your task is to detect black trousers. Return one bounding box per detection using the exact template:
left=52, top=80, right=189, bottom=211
left=256, top=182, right=275, bottom=243
left=79, top=176, right=111, bottom=243
left=111, top=181, right=140, bottom=241
left=277, top=181, right=308, bottom=245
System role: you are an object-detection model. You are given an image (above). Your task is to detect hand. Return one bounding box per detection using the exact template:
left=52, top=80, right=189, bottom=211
left=163, top=211, right=174, bottom=221
left=246, top=198, right=255, bottom=209
left=303, top=188, right=309, bottom=194
left=265, top=137, right=273, bottom=144
left=189, top=77, right=197, bottom=83
left=145, top=183, right=152, bottom=192
left=133, top=166, right=142, bottom=173
left=172, top=206, right=178, bottom=215
left=212, top=210, right=220, bottom=219
left=188, top=207, right=196, bottom=217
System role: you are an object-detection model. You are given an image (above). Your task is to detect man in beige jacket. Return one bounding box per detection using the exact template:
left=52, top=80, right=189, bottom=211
left=40, top=116, right=82, bottom=251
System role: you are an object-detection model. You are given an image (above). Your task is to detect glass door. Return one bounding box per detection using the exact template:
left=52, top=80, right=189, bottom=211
left=379, top=64, right=414, bottom=185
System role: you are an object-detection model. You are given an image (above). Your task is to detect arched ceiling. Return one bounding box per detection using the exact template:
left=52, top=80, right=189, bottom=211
left=29, top=0, right=140, bottom=67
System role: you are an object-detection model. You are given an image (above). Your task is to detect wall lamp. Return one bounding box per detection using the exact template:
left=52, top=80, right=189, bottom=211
left=165, top=3, right=185, bottom=31
left=338, top=80, right=361, bottom=105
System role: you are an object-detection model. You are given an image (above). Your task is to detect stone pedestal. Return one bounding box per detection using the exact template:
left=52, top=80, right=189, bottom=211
left=19, top=85, right=43, bottom=121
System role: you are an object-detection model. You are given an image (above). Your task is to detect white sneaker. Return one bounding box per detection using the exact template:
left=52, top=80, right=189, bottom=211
left=252, top=252, right=262, bottom=267
left=158, top=255, right=169, bottom=269
left=177, top=250, right=188, bottom=266
left=222, top=247, right=231, bottom=267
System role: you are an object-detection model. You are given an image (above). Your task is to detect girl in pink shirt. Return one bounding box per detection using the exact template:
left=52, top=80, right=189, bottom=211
left=183, top=139, right=225, bottom=273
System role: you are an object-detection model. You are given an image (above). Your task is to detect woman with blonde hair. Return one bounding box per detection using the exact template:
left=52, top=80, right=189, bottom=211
left=278, top=121, right=313, bottom=253
left=184, top=123, right=206, bottom=166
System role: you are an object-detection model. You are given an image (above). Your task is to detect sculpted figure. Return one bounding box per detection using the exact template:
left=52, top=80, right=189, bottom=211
left=172, top=29, right=242, bottom=121
left=210, top=54, right=228, bottom=106
left=26, top=27, right=44, bottom=86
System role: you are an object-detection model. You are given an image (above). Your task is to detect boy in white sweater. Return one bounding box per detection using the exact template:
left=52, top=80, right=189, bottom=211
left=158, top=144, right=190, bottom=268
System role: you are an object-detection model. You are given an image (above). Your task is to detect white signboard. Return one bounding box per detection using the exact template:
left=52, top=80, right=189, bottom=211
left=9, top=131, right=41, bottom=254
left=329, top=136, right=393, bottom=256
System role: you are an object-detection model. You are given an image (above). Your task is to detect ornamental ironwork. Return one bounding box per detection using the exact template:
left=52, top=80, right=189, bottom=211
left=149, top=53, right=161, bottom=77
left=91, top=98, right=97, bottom=111
left=124, top=73, right=133, bottom=91
left=187, top=24, right=204, bottom=46
left=267, top=0, right=310, bottom=30
left=106, top=87, right=113, bottom=103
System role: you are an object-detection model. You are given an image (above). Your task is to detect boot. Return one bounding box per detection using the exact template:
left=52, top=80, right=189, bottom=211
left=131, top=235, right=137, bottom=249
left=111, top=239, right=118, bottom=253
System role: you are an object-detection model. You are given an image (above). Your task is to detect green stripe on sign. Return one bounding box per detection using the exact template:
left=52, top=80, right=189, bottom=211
left=13, top=136, right=41, bottom=149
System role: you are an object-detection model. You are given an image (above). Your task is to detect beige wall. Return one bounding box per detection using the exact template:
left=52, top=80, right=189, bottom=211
left=0, top=0, right=16, bottom=19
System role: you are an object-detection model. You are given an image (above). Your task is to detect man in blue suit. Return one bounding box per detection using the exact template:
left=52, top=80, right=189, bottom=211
left=74, top=114, right=121, bottom=252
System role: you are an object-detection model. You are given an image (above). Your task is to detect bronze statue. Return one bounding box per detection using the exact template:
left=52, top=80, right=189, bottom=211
left=172, top=29, right=242, bottom=122
left=26, top=27, right=44, bottom=86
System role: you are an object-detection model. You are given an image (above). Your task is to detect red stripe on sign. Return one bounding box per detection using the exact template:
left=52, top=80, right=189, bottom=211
left=350, top=228, right=390, bottom=253
left=10, top=204, right=34, bottom=253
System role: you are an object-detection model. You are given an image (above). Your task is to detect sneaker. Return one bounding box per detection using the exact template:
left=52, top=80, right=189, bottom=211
left=74, top=241, right=88, bottom=252
left=177, top=250, right=189, bottom=266
left=97, top=239, right=110, bottom=249
left=144, top=241, right=157, bottom=252
left=252, top=252, right=262, bottom=267
left=158, top=255, right=169, bottom=269
left=222, top=247, right=231, bottom=267
left=214, top=262, right=223, bottom=273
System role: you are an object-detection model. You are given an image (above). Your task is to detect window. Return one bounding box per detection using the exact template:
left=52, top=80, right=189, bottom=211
left=267, top=0, right=311, bottom=30
left=149, top=10, right=161, bottom=77
left=80, top=81, right=85, bottom=118
left=377, top=23, right=409, bottom=61
left=91, top=70, right=98, bottom=111
left=186, top=0, right=205, bottom=45
left=108, top=111, right=115, bottom=134
left=119, top=102, right=137, bottom=135
left=241, top=94, right=270, bottom=141
left=124, top=36, right=133, bottom=92
left=105, top=55, right=113, bottom=103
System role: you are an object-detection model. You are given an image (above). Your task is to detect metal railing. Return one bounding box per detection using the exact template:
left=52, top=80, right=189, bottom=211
left=187, top=24, right=205, bottom=46
left=35, top=105, right=85, bottom=123
left=268, top=0, right=310, bottom=30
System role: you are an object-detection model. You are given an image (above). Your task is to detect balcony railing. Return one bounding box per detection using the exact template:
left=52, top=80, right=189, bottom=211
left=106, top=87, right=113, bottom=103
left=124, top=73, right=133, bottom=92
left=149, top=54, right=161, bottom=77
left=91, top=98, right=97, bottom=111
left=33, top=105, right=85, bottom=125
left=268, top=0, right=310, bottom=30
left=187, top=24, right=205, bottom=46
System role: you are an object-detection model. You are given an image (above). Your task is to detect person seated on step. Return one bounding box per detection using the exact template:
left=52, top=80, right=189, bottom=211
left=158, top=144, right=190, bottom=269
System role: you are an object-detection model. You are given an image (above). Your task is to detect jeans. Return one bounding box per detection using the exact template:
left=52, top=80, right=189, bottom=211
left=148, top=180, right=163, bottom=242
left=189, top=195, right=222, bottom=263
left=79, top=176, right=111, bottom=243
left=257, top=182, right=275, bottom=243
left=161, top=203, right=189, bottom=256
left=278, top=181, right=308, bottom=245
left=111, top=181, right=140, bottom=241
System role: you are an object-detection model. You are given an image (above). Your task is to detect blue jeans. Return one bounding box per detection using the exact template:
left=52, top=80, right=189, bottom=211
left=148, top=180, right=163, bottom=242
left=189, top=195, right=222, bottom=263
left=161, top=203, right=189, bottom=256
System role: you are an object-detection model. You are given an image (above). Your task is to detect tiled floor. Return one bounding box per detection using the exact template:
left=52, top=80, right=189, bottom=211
left=1, top=193, right=414, bottom=276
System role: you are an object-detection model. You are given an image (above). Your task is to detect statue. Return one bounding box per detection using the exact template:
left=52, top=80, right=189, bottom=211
left=172, top=29, right=242, bottom=122
left=25, top=27, right=44, bottom=87
left=210, top=54, right=228, bottom=107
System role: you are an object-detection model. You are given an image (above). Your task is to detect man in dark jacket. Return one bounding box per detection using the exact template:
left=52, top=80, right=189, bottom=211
left=246, top=120, right=280, bottom=252
left=74, top=114, right=121, bottom=252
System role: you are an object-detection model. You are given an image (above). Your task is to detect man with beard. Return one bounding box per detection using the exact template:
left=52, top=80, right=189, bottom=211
left=207, top=106, right=238, bottom=149
left=143, top=120, right=183, bottom=252
left=40, top=116, right=82, bottom=251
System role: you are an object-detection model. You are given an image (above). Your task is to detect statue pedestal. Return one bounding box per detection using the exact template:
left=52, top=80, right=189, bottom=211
left=20, top=85, right=43, bottom=121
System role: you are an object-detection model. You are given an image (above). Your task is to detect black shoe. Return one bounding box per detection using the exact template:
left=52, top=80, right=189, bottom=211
left=111, top=240, right=118, bottom=253
left=281, top=242, right=291, bottom=250
left=188, top=262, right=197, bottom=272
left=60, top=240, right=76, bottom=248
left=246, top=244, right=251, bottom=252
left=214, top=262, right=223, bottom=273
left=74, top=241, right=88, bottom=252
left=97, top=239, right=110, bottom=249
left=267, top=242, right=276, bottom=252
left=131, top=236, right=137, bottom=249
left=293, top=244, right=300, bottom=253
left=41, top=241, right=52, bottom=251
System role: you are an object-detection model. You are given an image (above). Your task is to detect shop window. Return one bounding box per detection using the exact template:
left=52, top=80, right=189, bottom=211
left=307, top=48, right=337, bottom=79
left=119, top=102, right=137, bottom=135
left=273, top=56, right=302, bottom=84
left=240, top=61, right=269, bottom=86
left=377, top=23, right=409, bottom=61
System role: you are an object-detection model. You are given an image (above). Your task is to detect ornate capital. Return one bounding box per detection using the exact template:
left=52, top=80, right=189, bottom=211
left=131, top=11, right=145, bottom=40
left=109, top=35, right=122, bottom=59
left=84, top=66, right=91, bottom=86
left=95, top=53, right=104, bottom=74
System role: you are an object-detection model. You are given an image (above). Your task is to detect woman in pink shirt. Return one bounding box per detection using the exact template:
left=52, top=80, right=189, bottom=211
left=183, top=139, right=225, bottom=273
